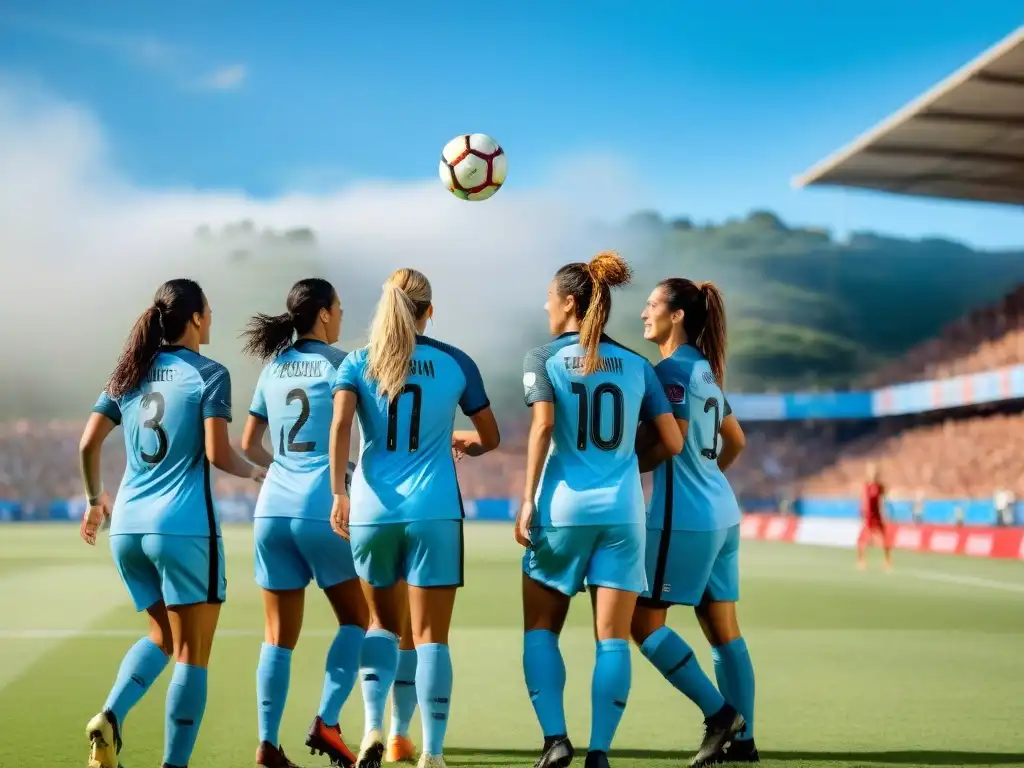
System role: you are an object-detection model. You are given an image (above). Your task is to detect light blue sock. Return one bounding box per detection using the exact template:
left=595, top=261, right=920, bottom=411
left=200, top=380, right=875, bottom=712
left=390, top=649, right=418, bottom=737
left=319, top=625, right=365, bottom=727
left=164, top=663, right=208, bottom=767
left=641, top=626, right=724, bottom=717
left=712, top=637, right=755, bottom=740
left=523, top=629, right=567, bottom=738
left=256, top=644, right=292, bottom=746
left=360, top=629, right=399, bottom=735
left=103, top=637, right=169, bottom=727
left=416, top=643, right=453, bottom=756
left=589, top=638, right=631, bottom=753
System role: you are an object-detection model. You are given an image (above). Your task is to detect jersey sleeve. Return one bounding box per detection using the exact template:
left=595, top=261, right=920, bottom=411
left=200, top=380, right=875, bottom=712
left=724, top=397, right=733, bottom=418
left=455, top=351, right=490, bottom=416
left=92, top=392, right=122, bottom=425
left=332, top=352, right=361, bottom=395
left=522, top=346, right=554, bottom=405
left=248, top=366, right=269, bottom=421
left=649, top=361, right=682, bottom=420
left=201, top=364, right=233, bottom=421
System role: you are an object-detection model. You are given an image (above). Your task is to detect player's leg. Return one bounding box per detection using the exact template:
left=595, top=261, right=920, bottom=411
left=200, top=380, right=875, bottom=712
left=856, top=523, right=869, bottom=569
left=696, top=525, right=758, bottom=764
left=350, top=523, right=404, bottom=768
left=631, top=528, right=727, bottom=723
left=386, top=582, right=419, bottom=763
left=404, top=519, right=465, bottom=767
left=878, top=526, right=893, bottom=571
left=585, top=523, right=646, bottom=768
left=522, top=524, right=585, bottom=768
left=87, top=534, right=172, bottom=768
left=151, top=533, right=227, bottom=768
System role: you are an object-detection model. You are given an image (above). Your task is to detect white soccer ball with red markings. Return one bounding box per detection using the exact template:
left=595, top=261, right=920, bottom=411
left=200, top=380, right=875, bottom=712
left=438, top=134, right=507, bottom=201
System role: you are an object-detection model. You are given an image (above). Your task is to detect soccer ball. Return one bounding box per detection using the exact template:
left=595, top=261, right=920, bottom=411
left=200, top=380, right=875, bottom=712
left=438, top=134, right=507, bottom=201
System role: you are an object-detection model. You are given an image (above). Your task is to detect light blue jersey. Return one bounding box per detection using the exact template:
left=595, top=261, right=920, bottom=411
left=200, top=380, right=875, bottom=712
left=332, top=336, right=489, bottom=526
left=93, top=345, right=232, bottom=538
left=523, top=332, right=672, bottom=527
left=647, top=345, right=741, bottom=532
left=249, top=339, right=347, bottom=520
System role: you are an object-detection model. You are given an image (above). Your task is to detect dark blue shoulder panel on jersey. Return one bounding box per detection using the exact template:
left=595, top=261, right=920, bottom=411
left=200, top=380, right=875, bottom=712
left=417, top=336, right=490, bottom=416
left=292, top=338, right=348, bottom=369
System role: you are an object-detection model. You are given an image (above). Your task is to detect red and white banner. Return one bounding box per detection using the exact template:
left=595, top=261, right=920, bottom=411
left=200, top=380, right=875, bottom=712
left=741, top=514, right=1024, bottom=560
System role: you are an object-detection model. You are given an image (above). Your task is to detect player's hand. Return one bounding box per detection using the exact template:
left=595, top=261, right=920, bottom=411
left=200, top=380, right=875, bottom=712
left=451, top=431, right=473, bottom=462
left=249, top=465, right=267, bottom=484
left=514, top=500, right=534, bottom=548
left=330, top=493, right=351, bottom=540
left=80, top=492, right=112, bottom=546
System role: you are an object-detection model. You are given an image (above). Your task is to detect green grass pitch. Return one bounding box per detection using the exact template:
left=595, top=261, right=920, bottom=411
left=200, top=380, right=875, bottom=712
left=2, top=524, right=1023, bottom=768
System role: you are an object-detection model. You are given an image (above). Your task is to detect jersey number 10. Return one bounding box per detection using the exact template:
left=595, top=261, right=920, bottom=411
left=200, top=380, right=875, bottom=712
left=570, top=382, right=624, bottom=451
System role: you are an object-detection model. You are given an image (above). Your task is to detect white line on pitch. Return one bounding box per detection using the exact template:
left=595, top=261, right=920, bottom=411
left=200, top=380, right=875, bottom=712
left=901, top=568, right=1024, bottom=594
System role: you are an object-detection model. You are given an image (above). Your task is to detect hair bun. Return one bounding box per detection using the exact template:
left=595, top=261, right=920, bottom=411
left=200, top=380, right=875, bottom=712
left=588, top=250, right=632, bottom=288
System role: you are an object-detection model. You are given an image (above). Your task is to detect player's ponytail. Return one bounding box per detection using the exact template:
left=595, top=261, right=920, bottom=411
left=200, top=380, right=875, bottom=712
left=242, top=278, right=338, bottom=361
left=658, top=277, right=728, bottom=387
left=366, top=268, right=432, bottom=402
left=107, top=278, right=206, bottom=398
left=554, top=251, right=632, bottom=375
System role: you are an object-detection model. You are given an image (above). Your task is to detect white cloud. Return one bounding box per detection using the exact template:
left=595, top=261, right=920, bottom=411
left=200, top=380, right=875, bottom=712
left=197, top=64, right=247, bottom=92
left=0, top=81, right=646, bottom=418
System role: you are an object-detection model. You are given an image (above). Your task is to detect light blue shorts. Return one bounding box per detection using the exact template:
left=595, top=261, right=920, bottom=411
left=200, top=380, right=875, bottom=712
left=111, top=533, right=226, bottom=611
left=254, top=517, right=357, bottom=591
left=350, top=519, right=464, bottom=589
left=642, top=524, right=740, bottom=606
left=522, top=523, right=646, bottom=597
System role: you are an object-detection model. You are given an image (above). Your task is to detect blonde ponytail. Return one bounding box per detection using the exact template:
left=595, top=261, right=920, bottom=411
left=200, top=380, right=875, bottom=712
left=366, top=268, right=432, bottom=402
left=577, top=251, right=632, bottom=375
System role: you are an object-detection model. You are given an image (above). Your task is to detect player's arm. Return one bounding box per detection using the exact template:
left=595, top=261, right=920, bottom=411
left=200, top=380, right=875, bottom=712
left=517, top=348, right=555, bottom=544
left=452, top=350, right=500, bottom=457
left=241, top=371, right=273, bottom=468
left=637, top=361, right=685, bottom=472
left=522, top=401, right=555, bottom=506
left=202, top=365, right=263, bottom=480
left=329, top=355, right=361, bottom=497
left=79, top=394, right=119, bottom=544
left=717, top=400, right=745, bottom=472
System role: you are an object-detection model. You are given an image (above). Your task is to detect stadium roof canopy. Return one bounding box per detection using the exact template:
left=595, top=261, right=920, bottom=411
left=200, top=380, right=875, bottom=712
left=793, top=26, right=1024, bottom=206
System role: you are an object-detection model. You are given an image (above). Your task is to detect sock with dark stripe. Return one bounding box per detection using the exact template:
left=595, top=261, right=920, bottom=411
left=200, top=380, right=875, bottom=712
left=319, top=625, right=365, bottom=727
left=589, top=638, right=631, bottom=753
left=641, top=626, right=724, bottom=717
left=256, top=643, right=291, bottom=746
left=359, top=629, right=399, bottom=735
left=103, top=636, right=169, bottom=726
left=390, top=649, right=418, bottom=738
left=522, top=629, right=567, bottom=739
left=713, top=638, right=755, bottom=740
left=163, top=663, right=208, bottom=767
left=416, top=643, right=453, bottom=756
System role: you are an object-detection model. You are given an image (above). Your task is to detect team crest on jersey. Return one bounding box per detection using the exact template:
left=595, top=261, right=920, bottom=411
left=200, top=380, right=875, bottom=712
left=665, top=384, right=686, bottom=404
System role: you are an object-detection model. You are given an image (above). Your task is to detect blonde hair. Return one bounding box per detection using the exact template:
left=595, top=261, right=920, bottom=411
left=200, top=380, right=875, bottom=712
left=366, top=268, right=432, bottom=401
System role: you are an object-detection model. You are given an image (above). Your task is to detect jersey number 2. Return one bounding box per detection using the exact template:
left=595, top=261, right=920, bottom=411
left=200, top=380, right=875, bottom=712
left=139, top=392, right=168, bottom=464
left=701, top=397, right=722, bottom=460
left=570, top=382, right=624, bottom=451
left=386, top=384, right=422, bottom=452
left=280, top=388, right=316, bottom=454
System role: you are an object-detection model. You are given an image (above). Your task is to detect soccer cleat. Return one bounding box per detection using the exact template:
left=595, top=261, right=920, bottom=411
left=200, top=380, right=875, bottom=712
left=256, top=741, right=302, bottom=768
left=385, top=734, right=417, bottom=763
left=85, top=710, right=122, bottom=768
left=305, top=716, right=357, bottom=768
left=584, top=751, right=610, bottom=768
left=415, top=755, right=446, bottom=768
left=534, top=735, right=574, bottom=768
left=720, top=738, right=760, bottom=763
left=690, top=704, right=745, bottom=768
left=357, top=729, right=385, bottom=768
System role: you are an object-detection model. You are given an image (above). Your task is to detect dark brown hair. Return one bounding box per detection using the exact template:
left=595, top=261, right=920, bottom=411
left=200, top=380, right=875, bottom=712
left=106, top=279, right=206, bottom=398
left=659, top=278, right=728, bottom=386
left=241, top=278, right=337, bottom=361
left=554, top=250, right=632, bottom=374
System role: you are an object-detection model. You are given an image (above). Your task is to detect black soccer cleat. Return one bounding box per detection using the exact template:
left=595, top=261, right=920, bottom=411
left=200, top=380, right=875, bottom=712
left=720, top=738, right=760, bottom=763
left=534, top=734, right=575, bottom=768
left=584, top=750, right=610, bottom=768
left=690, top=703, right=745, bottom=768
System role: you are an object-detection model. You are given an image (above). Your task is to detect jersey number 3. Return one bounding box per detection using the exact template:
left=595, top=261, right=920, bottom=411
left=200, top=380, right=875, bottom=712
left=139, top=392, right=168, bottom=464
left=570, top=382, right=624, bottom=451
left=280, top=388, right=316, bottom=454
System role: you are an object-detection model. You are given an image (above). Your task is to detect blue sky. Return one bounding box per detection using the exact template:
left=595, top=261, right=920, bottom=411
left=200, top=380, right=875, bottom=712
left=1, top=0, right=1022, bottom=248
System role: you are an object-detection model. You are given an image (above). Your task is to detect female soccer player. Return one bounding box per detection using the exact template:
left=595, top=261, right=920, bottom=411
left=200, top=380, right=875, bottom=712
left=633, top=278, right=756, bottom=767
left=79, top=279, right=264, bottom=768
left=240, top=278, right=367, bottom=768
left=328, top=268, right=500, bottom=768
left=857, top=463, right=893, bottom=571
left=518, top=252, right=683, bottom=768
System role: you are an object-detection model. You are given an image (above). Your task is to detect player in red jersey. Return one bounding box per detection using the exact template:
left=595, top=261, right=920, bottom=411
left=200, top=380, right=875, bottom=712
left=857, top=463, right=892, bottom=571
